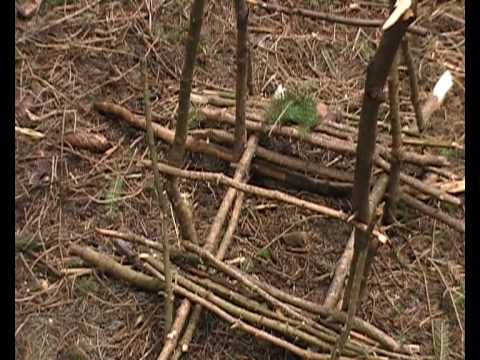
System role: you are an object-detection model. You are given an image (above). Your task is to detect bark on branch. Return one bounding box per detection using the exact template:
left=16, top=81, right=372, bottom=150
left=165, top=0, right=207, bottom=244
left=246, top=0, right=428, bottom=36
left=141, top=159, right=388, bottom=243
left=336, top=7, right=415, bottom=360
left=234, top=0, right=249, bottom=159
left=70, top=244, right=415, bottom=359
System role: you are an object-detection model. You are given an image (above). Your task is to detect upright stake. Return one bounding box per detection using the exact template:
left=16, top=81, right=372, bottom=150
left=234, top=0, right=249, bottom=160
left=383, top=50, right=403, bottom=225
left=334, top=2, right=415, bottom=358
left=401, top=36, right=425, bottom=132
left=143, top=59, right=173, bottom=335
left=166, top=0, right=207, bottom=244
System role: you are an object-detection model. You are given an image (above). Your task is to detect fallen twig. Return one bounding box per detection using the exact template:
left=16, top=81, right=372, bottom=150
left=168, top=135, right=260, bottom=359
left=399, top=192, right=464, bottom=233
left=338, top=5, right=415, bottom=358
left=401, top=37, right=425, bottom=132
left=71, top=244, right=410, bottom=359
left=15, top=126, right=45, bottom=140
left=325, top=174, right=390, bottom=310
left=376, top=156, right=462, bottom=206
left=245, top=0, right=428, bottom=36
left=199, top=106, right=449, bottom=167
left=142, top=159, right=389, bottom=243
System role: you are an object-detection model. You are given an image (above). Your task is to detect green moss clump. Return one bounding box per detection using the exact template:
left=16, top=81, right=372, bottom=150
left=265, top=86, right=318, bottom=131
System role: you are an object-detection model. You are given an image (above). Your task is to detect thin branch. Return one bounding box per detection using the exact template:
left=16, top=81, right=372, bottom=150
left=338, top=5, right=414, bottom=358
left=168, top=0, right=207, bottom=167
left=246, top=0, right=428, bottom=36
left=324, top=231, right=354, bottom=310
left=69, top=244, right=162, bottom=292
left=375, top=156, right=461, bottom=206
left=216, top=192, right=245, bottom=260
left=157, top=302, right=192, bottom=360
left=165, top=0, right=207, bottom=244
left=143, top=59, right=174, bottom=334
left=234, top=0, right=249, bottom=159
left=399, top=192, right=465, bottom=233
left=401, top=37, right=425, bottom=132
left=194, top=127, right=354, bottom=182
left=325, top=174, right=389, bottom=310
left=199, top=107, right=450, bottom=167
left=95, top=228, right=201, bottom=266
left=163, top=135, right=259, bottom=359
left=360, top=174, right=390, bottom=301
left=331, top=225, right=372, bottom=360
left=383, top=50, right=402, bottom=225
left=142, top=159, right=388, bottom=243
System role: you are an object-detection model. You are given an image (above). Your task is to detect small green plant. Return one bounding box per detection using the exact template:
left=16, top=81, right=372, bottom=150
left=265, top=84, right=318, bottom=132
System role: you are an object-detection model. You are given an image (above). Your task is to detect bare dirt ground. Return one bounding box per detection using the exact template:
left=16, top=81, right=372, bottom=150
left=15, top=1, right=464, bottom=359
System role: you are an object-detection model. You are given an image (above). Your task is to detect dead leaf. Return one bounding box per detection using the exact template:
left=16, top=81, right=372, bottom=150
left=64, top=131, right=111, bottom=153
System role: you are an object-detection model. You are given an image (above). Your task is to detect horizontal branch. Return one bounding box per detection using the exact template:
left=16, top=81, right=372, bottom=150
left=375, top=156, right=462, bottom=206
left=71, top=244, right=405, bottom=359
left=93, top=101, right=463, bottom=231
left=192, top=128, right=354, bottom=182
left=399, top=192, right=464, bottom=233
left=141, top=159, right=388, bottom=243
left=95, top=228, right=202, bottom=265
left=79, top=230, right=407, bottom=354
left=94, top=102, right=459, bottom=208
left=246, top=0, right=428, bottom=36
left=199, top=107, right=449, bottom=167
left=94, top=101, right=353, bottom=183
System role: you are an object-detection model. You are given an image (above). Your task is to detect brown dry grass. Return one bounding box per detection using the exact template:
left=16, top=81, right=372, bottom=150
left=15, top=1, right=464, bottom=359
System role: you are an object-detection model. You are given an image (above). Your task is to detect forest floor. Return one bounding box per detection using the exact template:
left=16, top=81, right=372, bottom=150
left=15, top=1, right=464, bottom=359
